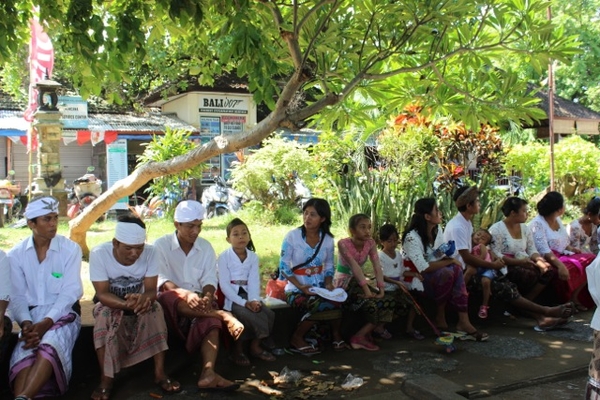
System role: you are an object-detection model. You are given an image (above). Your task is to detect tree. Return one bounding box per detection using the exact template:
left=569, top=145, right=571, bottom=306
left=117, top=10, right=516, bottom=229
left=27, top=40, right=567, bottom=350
left=1, top=0, right=579, bottom=255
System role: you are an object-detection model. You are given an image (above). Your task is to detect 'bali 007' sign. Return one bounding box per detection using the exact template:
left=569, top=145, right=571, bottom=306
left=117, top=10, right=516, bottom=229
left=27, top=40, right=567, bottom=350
left=199, top=95, right=248, bottom=114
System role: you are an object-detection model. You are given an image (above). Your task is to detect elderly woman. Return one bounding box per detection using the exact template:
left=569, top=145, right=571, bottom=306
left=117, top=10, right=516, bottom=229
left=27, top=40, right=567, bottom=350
left=278, top=198, right=346, bottom=354
left=529, top=191, right=596, bottom=311
left=489, top=197, right=555, bottom=301
left=568, top=197, right=600, bottom=255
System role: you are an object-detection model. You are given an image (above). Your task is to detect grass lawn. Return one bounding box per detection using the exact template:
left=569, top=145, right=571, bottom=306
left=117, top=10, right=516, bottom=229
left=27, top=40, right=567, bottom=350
left=0, top=212, right=352, bottom=301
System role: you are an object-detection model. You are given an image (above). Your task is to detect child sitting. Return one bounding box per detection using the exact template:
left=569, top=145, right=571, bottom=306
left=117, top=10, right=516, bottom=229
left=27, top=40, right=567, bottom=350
left=378, top=224, right=424, bottom=340
left=463, top=228, right=500, bottom=319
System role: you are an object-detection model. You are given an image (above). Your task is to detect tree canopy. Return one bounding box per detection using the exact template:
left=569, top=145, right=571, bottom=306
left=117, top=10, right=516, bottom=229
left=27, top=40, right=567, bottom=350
left=0, top=0, right=580, bottom=254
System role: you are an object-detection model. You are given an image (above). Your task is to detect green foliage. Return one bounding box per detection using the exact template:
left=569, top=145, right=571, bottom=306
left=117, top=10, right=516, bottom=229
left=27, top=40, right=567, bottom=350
left=504, top=135, right=600, bottom=198
left=0, top=0, right=582, bottom=134
left=229, top=136, right=317, bottom=214
left=136, top=128, right=204, bottom=215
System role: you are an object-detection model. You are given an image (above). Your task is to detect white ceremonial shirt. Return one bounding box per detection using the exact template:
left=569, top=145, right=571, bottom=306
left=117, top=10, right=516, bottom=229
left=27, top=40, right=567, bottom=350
left=8, top=234, right=83, bottom=324
left=217, top=247, right=261, bottom=311
left=0, top=250, right=9, bottom=303
left=443, top=212, right=473, bottom=269
left=89, top=242, right=158, bottom=296
left=154, top=232, right=218, bottom=292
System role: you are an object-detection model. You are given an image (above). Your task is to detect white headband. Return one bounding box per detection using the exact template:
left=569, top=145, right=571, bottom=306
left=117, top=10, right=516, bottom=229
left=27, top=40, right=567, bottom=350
left=114, top=222, right=146, bottom=245
left=174, top=200, right=206, bottom=222
left=25, top=196, right=59, bottom=219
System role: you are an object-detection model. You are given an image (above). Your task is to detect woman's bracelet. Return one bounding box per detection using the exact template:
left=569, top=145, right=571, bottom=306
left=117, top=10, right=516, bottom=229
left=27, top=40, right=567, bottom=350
left=376, top=281, right=385, bottom=288
left=358, top=279, right=368, bottom=287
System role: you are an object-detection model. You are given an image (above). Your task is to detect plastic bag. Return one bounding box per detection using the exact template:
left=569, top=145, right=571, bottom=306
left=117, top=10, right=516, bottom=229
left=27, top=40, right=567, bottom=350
left=341, top=373, right=364, bottom=390
left=274, top=366, right=302, bottom=384
left=266, top=278, right=287, bottom=300
left=263, top=296, right=288, bottom=307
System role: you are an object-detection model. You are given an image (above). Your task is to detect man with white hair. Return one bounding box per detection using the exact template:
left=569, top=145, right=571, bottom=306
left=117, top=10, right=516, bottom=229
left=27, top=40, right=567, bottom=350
left=154, top=200, right=242, bottom=392
left=8, top=196, right=83, bottom=400
left=90, top=214, right=179, bottom=400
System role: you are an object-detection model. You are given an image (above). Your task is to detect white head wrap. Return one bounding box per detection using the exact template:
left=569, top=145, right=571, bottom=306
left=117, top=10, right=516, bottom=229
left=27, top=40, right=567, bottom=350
left=174, top=200, right=206, bottom=222
left=114, top=222, right=146, bottom=245
left=24, top=196, right=59, bottom=220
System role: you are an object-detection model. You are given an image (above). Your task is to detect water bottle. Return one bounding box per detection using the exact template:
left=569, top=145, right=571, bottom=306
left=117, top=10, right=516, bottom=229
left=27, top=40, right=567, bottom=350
left=433, top=240, right=455, bottom=258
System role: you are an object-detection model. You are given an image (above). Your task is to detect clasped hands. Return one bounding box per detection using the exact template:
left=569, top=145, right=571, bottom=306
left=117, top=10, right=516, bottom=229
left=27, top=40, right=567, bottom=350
left=124, top=293, right=152, bottom=315
left=185, top=291, right=214, bottom=313
left=19, top=319, right=52, bottom=350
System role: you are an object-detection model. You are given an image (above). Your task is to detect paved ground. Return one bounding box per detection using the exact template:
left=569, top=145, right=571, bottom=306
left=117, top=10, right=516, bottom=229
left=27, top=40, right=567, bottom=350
left=38, top=304, right=592, bottom=400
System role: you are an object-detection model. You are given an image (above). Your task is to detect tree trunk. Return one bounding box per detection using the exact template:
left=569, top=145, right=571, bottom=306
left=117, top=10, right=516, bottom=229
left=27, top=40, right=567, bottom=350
left=68, top=112, right=284, bottom=257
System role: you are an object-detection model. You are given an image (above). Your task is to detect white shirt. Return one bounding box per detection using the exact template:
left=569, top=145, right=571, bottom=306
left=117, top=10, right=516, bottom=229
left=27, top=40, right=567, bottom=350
left=529, top=215, right=570, bottom=255
left=586, top=254, right=600, bottom=330
left=0, top=250, right=9, bottom=302
left=154, top=232, right=218, bottom=292
left=443, top=212, right=473, bottom=269
left=378, top=250, right=404, bottom=292
left=9, top=235, right=83, bottom=324
left=89, top=242, right=158, bottom=296
left=217, top=247, right=261, bottom=311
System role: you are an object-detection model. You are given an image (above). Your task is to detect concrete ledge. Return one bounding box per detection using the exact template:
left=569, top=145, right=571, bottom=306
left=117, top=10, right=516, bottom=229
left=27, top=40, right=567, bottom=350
left=402, top=374, right=466, bottom=400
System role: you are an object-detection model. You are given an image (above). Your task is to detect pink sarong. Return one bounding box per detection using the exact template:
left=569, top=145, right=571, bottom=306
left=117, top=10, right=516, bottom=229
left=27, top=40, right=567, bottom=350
left=158, top=289, right=222, bottom=354
left=553, top=250, right=596, bottom=307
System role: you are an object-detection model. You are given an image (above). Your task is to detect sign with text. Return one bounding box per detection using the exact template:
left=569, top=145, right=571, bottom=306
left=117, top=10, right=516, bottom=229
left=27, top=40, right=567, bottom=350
left=106, top=139, right=128, bottom=209
left=57, top=96, right=88, bottom=129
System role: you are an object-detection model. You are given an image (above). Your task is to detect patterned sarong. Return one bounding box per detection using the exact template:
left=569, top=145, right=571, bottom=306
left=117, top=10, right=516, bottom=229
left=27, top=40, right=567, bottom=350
left=158, top=289, right=222, bottom=354
left=9, top=305, right=80, bottom=397
left=422, top=264, right=469, bottom=312
left=93, top=302, right=168, bottom=378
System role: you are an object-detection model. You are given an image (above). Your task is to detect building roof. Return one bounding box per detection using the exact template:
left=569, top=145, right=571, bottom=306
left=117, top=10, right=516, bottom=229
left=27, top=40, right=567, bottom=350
left=525, top=87, right=600, bottom=135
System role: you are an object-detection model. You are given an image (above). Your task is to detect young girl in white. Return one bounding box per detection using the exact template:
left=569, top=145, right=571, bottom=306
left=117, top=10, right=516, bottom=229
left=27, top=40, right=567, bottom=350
left=218, top=218, right=276, bottom=366
left=378, top=224, right=425, bottom=340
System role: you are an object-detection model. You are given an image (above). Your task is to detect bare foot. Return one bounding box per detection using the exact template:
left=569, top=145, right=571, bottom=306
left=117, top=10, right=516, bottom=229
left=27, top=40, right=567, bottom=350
left=197, top=371, right=234, bottom=389
left=536, top=316, right=560, bottom=328
left=546, top=303, right=574, bottom=319
left=221, top=314, right=244, bottom=340
left=456, top=322, right=477, bottom=334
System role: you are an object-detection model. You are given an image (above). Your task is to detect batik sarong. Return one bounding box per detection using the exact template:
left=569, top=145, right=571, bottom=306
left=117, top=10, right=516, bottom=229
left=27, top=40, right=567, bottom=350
left=93, top=301, right=168, bottom=378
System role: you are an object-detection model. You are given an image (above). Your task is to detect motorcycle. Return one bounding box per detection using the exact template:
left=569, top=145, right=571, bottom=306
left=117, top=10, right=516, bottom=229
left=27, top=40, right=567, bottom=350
left=0, top=170, right=22, bottom=225
left=201, top=176, right=231, bottom=219
left=67, top=167, right=103, bottom=219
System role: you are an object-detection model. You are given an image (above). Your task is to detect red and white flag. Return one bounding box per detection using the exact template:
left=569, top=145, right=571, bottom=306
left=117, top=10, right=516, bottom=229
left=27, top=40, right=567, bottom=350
left=23, top=18, right=54, bottom=123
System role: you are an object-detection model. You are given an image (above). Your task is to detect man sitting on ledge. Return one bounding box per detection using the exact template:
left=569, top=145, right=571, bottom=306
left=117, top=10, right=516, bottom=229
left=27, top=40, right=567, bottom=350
left=90, top=214, right=180, bottom=400
left=8, top=196, right=83, bottom=400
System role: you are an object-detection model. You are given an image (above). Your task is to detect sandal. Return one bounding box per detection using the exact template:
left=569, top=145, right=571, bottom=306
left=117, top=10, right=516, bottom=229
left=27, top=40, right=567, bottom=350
left=230, top=352, right=251, bottom=366
left=289, top=343, right=321, bottom=356
left=405, top=330, right=425, bottom=340
left=478, top=305, right=489, bottom=319
left=332, top=340, right=350, bottom=351
left=251, top=350, right=276, bottom=362
left=91, top=386, right=112, bottom=400
left=349, top=335, right=380, bottom=351
left=372, top=328, right=392, bottom=340
left=458, top=330, right=489, bottom=342
left=155, top=378, right=182, bottom=395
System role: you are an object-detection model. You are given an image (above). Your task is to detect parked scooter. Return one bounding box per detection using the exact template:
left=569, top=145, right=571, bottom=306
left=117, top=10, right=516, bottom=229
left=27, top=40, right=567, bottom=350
left=201, top=176, right=230, bottom=219
left=67, top=166, right=103, bottom=219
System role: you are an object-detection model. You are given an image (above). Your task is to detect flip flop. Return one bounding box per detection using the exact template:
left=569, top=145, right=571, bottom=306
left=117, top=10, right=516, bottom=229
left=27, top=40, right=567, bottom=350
left=91, top=386, right=112, bottom=400
left=251, top=350, right=276, bottom=362
left=457, top=330, right=489, bottom=341
left=230, top=352, right=251, bottom=366
left=197, top=383, right=240, bottom=392
left=155, top=378, right=182, bottom=395
left=332, top=340, right=350, bottom=351
left=289, top=344, right=320, bottom=356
